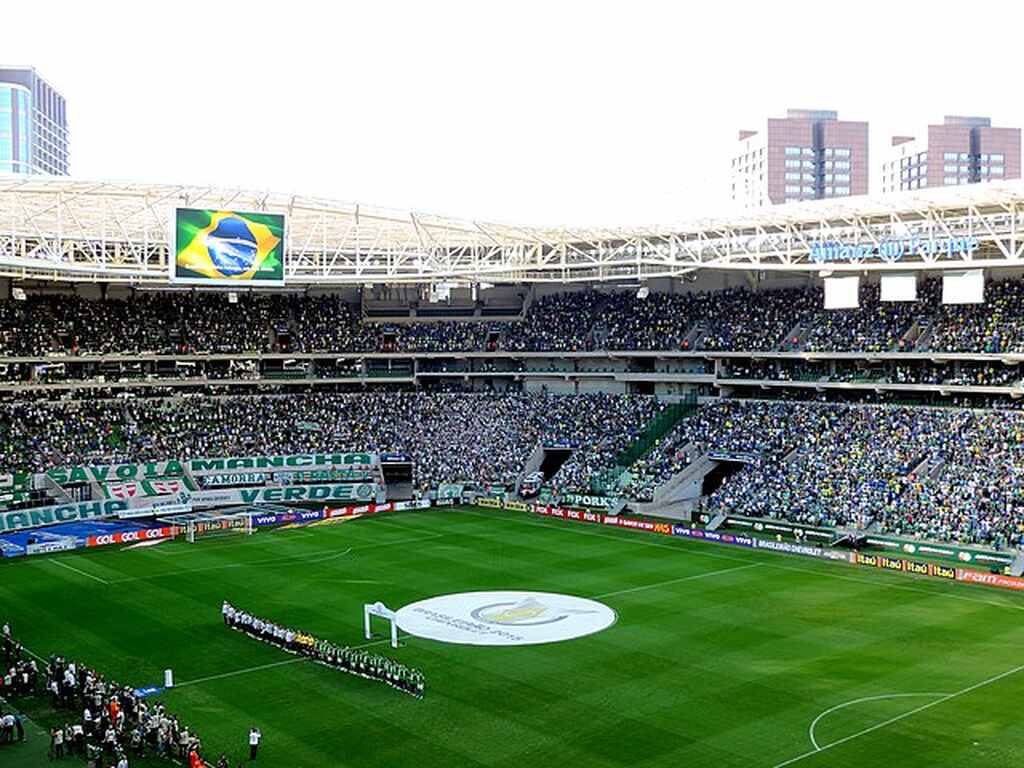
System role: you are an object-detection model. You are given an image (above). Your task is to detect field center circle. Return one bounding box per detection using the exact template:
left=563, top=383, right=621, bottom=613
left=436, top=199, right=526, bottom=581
left=395, top=591, right=617, bottom=646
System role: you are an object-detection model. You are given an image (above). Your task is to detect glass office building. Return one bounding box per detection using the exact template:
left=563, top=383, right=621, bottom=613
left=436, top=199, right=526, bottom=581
left=0, top=66, right=69, bottom=175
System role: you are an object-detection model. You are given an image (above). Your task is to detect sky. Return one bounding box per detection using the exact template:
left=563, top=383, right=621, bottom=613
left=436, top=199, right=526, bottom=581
left=5, top=0, right=1022, bottom=227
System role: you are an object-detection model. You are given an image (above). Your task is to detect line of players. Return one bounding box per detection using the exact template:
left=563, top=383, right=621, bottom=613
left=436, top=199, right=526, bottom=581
left=222, top=602, right=424, bottom=699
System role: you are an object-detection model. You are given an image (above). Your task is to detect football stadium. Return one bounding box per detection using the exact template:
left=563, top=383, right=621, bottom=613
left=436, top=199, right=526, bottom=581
left=1, top=174, right=1024, bottom=768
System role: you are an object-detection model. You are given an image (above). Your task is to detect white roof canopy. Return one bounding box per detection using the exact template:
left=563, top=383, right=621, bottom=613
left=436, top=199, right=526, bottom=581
left=1, top=175, right=1023, bottom=285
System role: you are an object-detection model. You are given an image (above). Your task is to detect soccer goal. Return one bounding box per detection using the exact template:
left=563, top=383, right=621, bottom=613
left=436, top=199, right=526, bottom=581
left=188, top=513, right=253, bottom=543
left=161, top=511, right=254, bottom=543
left=364, top=602, right=400, bottom=648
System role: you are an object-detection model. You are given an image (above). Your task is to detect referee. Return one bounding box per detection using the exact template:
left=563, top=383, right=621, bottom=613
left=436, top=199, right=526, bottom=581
left=248, top=726, right=262, bottom=760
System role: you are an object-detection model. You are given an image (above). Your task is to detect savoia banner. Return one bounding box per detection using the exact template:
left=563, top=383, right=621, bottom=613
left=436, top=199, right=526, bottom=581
left=45, top=452, right=375, bottom=485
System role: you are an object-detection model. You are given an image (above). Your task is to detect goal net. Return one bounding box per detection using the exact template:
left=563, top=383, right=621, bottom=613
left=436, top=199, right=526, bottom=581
left=160, top=511, right=254, bottom=543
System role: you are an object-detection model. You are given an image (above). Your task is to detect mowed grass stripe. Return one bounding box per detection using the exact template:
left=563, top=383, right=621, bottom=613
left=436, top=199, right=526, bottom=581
left=3, top=506, right=1023, bottom=768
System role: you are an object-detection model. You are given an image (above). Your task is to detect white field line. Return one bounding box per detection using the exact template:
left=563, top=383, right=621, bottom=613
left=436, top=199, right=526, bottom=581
left=807, top=692, right=948, bottom=750
left=593, top=563, right=763, bottom=599
left=172, top=657, right=304, bottom=688
left=772, top=662, right=1024, bottom=768
left=173, top=638, right=392, bottom=688
left=48, top=557, right=111, bottom=585
left=106, top=532, right=448, bottom=585
left=452, top=509, right=1024, bottom=614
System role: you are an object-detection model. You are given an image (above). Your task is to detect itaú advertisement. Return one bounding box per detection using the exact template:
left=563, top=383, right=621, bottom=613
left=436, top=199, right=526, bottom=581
left=86, top=527, right=176, bottom=547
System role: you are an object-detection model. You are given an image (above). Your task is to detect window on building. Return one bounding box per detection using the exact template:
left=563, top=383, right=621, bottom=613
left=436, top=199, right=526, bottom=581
left=992, top=166, right=1004, bottom=175
left=785, top=185, right=801, bottom=194
left=835, top=186, right=851, bottom=195
left=784, top=146, right=801, bottom=156
left=992, top=153, right=1005, bottom=163
left=943, top=152, right=957, bottom=161
left=835, top=148, right=851, bottom=157
left=944, top=176, right=958, bottom=185
left=785, top=172, right=801, bottom=181
left=785, top=159, right=800, bottom=168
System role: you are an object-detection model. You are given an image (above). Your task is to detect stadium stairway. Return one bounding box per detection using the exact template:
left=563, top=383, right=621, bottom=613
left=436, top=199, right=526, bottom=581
left=515, top=445, right=549, bottom=495
left=779, top=320, right=810, bottom=351
left=628, top=452, right=717, bottom=520
left=705, top=512, right=728, bottom=531
left=681, top=322, right=706, bottom=350
left=1010, top=551, right=1024, bottom=577
left=912, top=316, right=938, bottom=351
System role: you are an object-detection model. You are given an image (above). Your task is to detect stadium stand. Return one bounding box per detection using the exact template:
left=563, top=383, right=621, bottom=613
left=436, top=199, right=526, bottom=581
left=0, top=393, right=659, bottom=495
left=6, top=280, right=1024, bottom=357
left=6, top=278, right=1024, bottom=550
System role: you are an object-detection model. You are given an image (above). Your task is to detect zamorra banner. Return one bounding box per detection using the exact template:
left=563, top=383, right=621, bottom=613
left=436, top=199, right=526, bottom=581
left=43, top=452, right=376, bottom=486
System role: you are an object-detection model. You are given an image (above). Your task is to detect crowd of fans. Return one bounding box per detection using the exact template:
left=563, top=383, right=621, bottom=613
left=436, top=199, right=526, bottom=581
left=6, top=279, right=1024, bottom=358
left=696, top=401, right=1024, bottom=549
left=0, top=392, right=658, bottom=495
left=623, top=401, right=831, bottom=502
left=2, top=623, right=206, bottom=767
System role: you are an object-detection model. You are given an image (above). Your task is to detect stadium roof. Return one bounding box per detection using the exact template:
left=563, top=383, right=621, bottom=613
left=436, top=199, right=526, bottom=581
left=2, top=175, right=1024, bottom=285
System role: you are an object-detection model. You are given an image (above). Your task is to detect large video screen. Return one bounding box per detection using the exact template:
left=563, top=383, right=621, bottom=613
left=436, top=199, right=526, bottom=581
left=172, top=208, right=285, bottom=285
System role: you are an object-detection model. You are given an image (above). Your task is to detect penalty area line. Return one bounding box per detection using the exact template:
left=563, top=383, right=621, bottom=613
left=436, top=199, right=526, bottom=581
left=807, top=692, right=948, bottom=751
left=47, top=557, right=111, bottom=585
left=772, top=661, right=1024, bottom=767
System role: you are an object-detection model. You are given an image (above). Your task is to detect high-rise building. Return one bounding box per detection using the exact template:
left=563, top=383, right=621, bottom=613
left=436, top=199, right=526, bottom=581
left=0, top=66, right=69, bottom=175
left=880, top=116, right=1020, bottom=194
left=731, top=109, right=869, bottom=209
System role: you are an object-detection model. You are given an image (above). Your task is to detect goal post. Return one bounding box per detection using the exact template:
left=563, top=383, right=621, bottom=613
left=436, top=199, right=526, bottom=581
left=364, top=601, right=399, bottom=649
left=180, top=512, right=254, bottom=543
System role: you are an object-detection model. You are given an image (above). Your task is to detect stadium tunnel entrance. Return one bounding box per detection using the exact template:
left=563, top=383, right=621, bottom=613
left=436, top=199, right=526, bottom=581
left=539, top=448, right=573, bottom=481
left=700, top=460, right=744, bottom=496
left=381, top=457, right=414, bottom=500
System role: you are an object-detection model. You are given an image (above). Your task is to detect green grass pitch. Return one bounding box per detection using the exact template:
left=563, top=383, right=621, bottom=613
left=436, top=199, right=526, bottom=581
left=3, top=506, right=1023, bottom=767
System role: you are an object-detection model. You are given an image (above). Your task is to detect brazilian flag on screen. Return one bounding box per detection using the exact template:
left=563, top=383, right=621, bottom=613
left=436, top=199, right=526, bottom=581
left=174, top=208, right=286, bottom=284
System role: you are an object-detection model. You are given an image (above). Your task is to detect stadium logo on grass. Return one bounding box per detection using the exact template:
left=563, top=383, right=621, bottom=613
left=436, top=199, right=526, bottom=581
left=395, top=591, right=616, bottom=646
